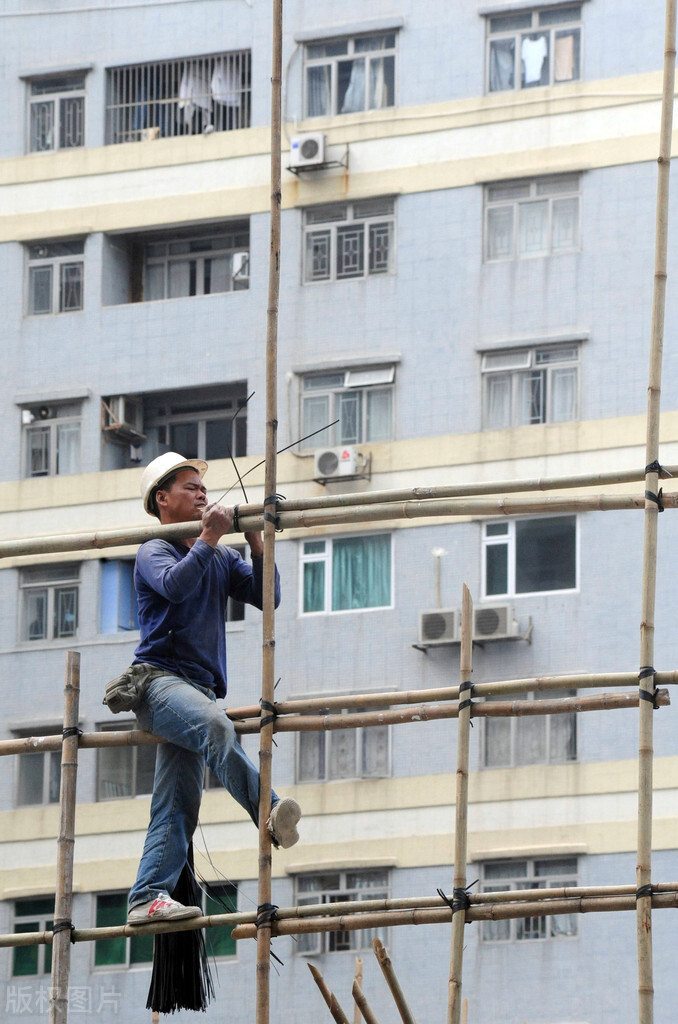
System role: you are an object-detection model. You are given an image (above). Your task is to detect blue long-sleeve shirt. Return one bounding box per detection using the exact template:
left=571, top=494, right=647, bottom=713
left=133, top=538, right=281, bottom=697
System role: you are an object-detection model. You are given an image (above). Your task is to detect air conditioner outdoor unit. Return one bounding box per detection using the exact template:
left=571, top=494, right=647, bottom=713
left=314, top=445, right=363, bottom=480
left=104, top=395, right=145, bottom=441
left=290, top=132, right=325, bottom=168
left=473, top=603, right=517, bottom=641
left=418, top=609, right=459, bottom=646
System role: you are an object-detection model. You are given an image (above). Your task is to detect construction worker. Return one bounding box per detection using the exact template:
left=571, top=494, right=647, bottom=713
left=126, top=452, right=300, bottom=925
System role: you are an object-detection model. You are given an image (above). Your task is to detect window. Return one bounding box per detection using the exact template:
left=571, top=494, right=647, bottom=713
left=106, top=51, right=251, bottom=144
left=483, top=517, right=577, bottom=597
left=144, top=226, right=249, bottom=301
left=487, top=5, right=581, bottom=92
left=27, top=241, right=84, bottom=314
left=22, top=402, right=82, bottom=478
left=480, top=858, right=578, bottom=941
left=100, top=560, right=139, bottom=633
left=96, top=722, right=156, bottom=800
left=203, top=883, right=238, bottom=958
left=14, top=728, right=62, bottom=806
left=295, top=870, right=389, bottom=954
left=301, top=366, right=395, bottom=449
left=94, top=893, right=153, bottom=967
left=303, top=199, right=395, bottom=283
left=28, top=73, right=85, bottom=152
left=483, top=690, right=576, bottom=767
left=12, top=898, right=55, bottom=976
left=301, top=534, right=392, bottom=614
left=298, top=707, right=389, bottom=782
left=484, top=175, right=580, bottom=260
left=144, top=383, right=248, bottom=461
left=20, top=564, right=80, bottom=642
left=482, top=344, right=579, bottom=429
left=304, top=32, right=396, bottom=117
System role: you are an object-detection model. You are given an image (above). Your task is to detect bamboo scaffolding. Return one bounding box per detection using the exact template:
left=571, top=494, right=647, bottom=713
left=637, top=4, right=677, bottom=1021
left=49, top=651, right=80, bottom=1024
left=373, top=939, right=417, bottom=1024
left=354, top=958, right=363, bottom=1024
left=255, top=2, right=283, bottom=1021
left=352, top=980, right=380, bottom=1024
left=308, top=964, right=352, bottom=1024
left=4, top=492, right=678, bottom=559
left=448, top=587, right=473, bottom=1024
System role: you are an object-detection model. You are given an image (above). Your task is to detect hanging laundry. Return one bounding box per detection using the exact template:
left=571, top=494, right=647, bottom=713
left=179, top=64, right=212, bottom=125
left=211, top=60, right=240, bottom=106
left=521, top=35, right=548, bottom=84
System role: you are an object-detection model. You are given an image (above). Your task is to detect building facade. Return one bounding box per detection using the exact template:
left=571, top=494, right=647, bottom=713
left=1, top=1, right=678, bottom=1021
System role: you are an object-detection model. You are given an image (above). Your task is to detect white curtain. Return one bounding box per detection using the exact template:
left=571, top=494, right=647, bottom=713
left=56, top=422, right=80, bottom=475
left=518, top=200, right=548, bottom=254
left=307, top=65, right=331, bottom=116
left=340, top=59, right=365, bottom=113
left=551, top=367, right=577, bottom=421
left=485, top=374, right=511, bottom=429
left=489, top=39, right=514, bottom=91
left=366, top=388, right=392, bottom=441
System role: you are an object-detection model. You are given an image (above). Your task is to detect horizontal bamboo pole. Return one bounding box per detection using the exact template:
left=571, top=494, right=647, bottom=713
left=0, top=689, right=666, bottom=760
left=3, top=492, right=678, bottom=559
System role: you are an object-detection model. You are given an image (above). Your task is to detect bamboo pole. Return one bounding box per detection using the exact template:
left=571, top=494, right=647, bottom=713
left=4, top=492, right=678, bottom=559
left=354, top=958, right=363, bottom=1024
left=448, top=587, right=473, bottom=1024
left=372, top=939, right=417, bottom=1024
left=49, top=651, right=80, bottom=1024
left=637, top=4, right=677, bottom=1022
left=352, top=980, right=380, bottom=1024
left=462, top=999, right=468, bottom=1024
left=255, top=1, right=283, bottom=1021
left=308, top=964, right=352, bottom=1024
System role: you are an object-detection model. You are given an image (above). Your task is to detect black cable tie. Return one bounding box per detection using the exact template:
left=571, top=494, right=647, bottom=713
left=636, top=884, right=653, bottom=900
left=259, top=698, right=278, bottom=730
left=645, top=488, right=664, bottom=512
left=437, top=879, right=479, bottom=914
left=645, top=460, right=672, bottom=479
left=639, top=688, right=661, bottom=709
left=52, top=920, right=76, bottom=943
left=62, top=727, right=82, bottom=739
left=256, top=902, right=279, bottom=929
left=458, top=681, right=474, bottom=725
left=638, top=666, right=656, bottom=680
left=263, top=493, right=285, bottom=532
left=233, top=504, right=240, bottom=532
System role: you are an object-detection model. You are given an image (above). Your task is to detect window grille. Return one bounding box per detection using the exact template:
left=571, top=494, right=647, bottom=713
left=105, top=51, right=251, bottom=144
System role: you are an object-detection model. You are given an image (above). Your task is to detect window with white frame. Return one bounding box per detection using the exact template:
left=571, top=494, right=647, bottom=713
left=304, top=32, right=396, bottom=117
left=96, top=722, right=156, bottom=800
left=22, top=402, right=81, bottom=478
left=295, top=870, right=389, bottom=954
left=482, top=516, right=577, bottom=597
left=485, top=175, right=580, bottom=261
left=143, top=224, right=249, bottom=300
left=143, top=383, right=248, bottom=460
left=105, top=51, right=251, bottom=144
left=304, top=199, right=395, bottom=283
left=13, top=898, right=55, bottom=976
left=300, top=366, right=395, bottom=449
left=20, top=564, right=80, bottom=642
left=480, top=857, right=578, bottom=941
left=14, top=727, right=62, bottom=806
left=298, top=707, right=390, bottom=782
left=301, top=534, right=392, bottom=614
left=27, top=241, right=84, bottom=315
left=100, top=560, right=139, bottom=633
left=483, top=690, right=576, bottom=767
left=482, top=343, right=579, bottom=429
left=94, top=893, right=153, bottom=968
left=28, top=73, right=85, bottom=152
left=486, top=5, right=582, bottom=93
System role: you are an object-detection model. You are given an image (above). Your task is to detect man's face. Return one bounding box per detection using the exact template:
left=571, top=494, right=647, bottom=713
left=155, top=469, right=208, bottom=524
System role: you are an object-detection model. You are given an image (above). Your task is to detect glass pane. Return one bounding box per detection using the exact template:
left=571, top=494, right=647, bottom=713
left=550, top=712, right=577, bottom=762
left=56, top=422, right=80, bottom=475
left=29, top=265, right=53, bottom=314
left=306, top=40, right=347, bottom=59
left=515, top=516, right=576, bottom=593
left=299, top=730, right=325, bottom=781
left=30, top=100, right=55, bottom=152
left=332, top=535, right=391, bottom=611
left=518, top=200, right=548, bottom=254
left=517, top=371, right=544, bottom=425
left=205, top=885, right=237, bottom=957
left=485, top=373, right=511, bottom=429
left=515, top=714, right=546, bottom=765
left=98, top=746, right=133, bottom=799
left=129, top=930, right=154, bottom=964
left=169, top=421, right=199, bottom=458
left=487, top=206, right=513, bottom=259
left=305, top=229, right=331, bottom=282
left=60, top=95, right=84, bottom=148
left=303, top=560, right=325, bottom=613
left=135, top=744, right=157, bottom=796
left=302, top=394, right=331, bottom=449
left=204, top=255, right=230, bottom=294
left=48, top=751, right=62, bottom=802
left=95, top=894, right=127, bottom=966
left=13, top=925, right=39, bottom=975
left=26, top=425, right=50, bottom=477
left=337, top=226, right=364, bottom=278
left=366, top=388, right=392, bottom=442
left=328, top=727, right=356, bottom=779
left=362, top=724, right=389, bottom=776
left=17, top=754, right=45, bottom=805
left=59, top=262, right=83, bottom=311
left=484, top=717, right=511, bottom=767
left=168, top=259, right=193, bottom=297
left=552, top=196, right=579, bottom=250
left=540, top=6, right=581, bottom=26
left=368, top=221, right=392, bottom=273
left=145, top=263, right=165, bottom=300
left=355, top=34, right=395, bottom=52
left=489, top=13, right=532, bottom=31
left=486, top=522, right=508, bottom=536
left=554, top=28, right=580, bottom=81
left=368, top=55, right=394, bottom=109
left=485, top=543, right=508, bottom=596
left=520, top=33, right=549, bottom=87
left=338, top=58, right=365, bottom=113
left=306, top=65, right=331, bottom=117
left=551, top=367, right=577, bottom=422
left=489, top=38, right=515, bottom=91
left=54, top=586, right=78, bottom=638
left=338, top=391, right=361, bottom=444
left=24, top=589, right=47, bottom=640
left=205, top=418, right=234, bottom=459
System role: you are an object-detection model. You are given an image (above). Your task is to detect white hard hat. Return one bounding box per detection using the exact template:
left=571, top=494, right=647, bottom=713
left=140, top=451, right=208, bottom=517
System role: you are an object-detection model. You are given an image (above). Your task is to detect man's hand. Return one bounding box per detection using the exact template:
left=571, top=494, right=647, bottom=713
left=199, top=504, right=234, bottom=547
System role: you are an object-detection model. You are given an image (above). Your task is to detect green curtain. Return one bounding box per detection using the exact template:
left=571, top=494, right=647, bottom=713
left=332, top=535, right=390, bottom=611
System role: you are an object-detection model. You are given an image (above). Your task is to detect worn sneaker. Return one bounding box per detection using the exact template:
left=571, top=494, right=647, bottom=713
left=267, top=797, right=301, bottom=849
left=127, top=895, right=202, bottom=926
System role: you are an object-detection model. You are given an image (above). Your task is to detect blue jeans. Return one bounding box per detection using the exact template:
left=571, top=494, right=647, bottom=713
left=128, top=674, right=278, bottom=908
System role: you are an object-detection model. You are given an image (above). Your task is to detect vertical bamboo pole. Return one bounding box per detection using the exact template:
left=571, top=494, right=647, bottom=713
left=637, top=4, right=676, bottom=1022
left=255, top=1, right=283, bottom=1022
left=448, top=586, right=473, bottom=1024
left=49, top=651, right=80, bottom=1024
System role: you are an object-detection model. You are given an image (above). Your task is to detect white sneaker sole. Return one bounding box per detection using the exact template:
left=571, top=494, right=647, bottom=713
left=268, top=797, right=301, bottom=849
